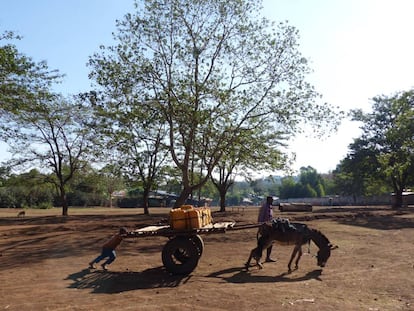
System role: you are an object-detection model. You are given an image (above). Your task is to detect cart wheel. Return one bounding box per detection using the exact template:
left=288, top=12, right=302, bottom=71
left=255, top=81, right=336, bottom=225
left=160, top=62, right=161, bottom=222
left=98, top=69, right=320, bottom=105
left=171, top=235, right=204, bottom=262
left=190, top=235, right=204, bottom=257
left=162, top=237, right=199, bottom=275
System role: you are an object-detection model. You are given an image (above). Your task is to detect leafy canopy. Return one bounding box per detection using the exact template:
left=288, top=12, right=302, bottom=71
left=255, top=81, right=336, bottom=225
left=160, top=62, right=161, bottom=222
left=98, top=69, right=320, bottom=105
left=88, top=0, right=342, bottom=206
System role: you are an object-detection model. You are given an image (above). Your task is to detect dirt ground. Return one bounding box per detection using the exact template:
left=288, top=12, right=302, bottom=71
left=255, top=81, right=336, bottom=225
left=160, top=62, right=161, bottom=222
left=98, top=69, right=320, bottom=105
left=1, top=205, right=413, bottom=311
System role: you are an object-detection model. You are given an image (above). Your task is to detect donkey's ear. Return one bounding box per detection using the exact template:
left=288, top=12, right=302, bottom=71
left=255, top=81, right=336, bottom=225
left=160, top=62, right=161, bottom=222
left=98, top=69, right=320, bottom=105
left=330, top=244, right=339, bottom=250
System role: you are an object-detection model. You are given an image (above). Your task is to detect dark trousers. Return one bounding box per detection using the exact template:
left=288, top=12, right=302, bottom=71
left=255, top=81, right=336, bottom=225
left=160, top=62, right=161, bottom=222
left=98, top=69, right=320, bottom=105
left=92, top=248, right=116, bottom=265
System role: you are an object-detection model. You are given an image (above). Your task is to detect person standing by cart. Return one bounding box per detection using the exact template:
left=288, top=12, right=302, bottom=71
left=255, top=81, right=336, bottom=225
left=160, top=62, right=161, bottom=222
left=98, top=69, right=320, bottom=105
left=89, top=227, right=128, bottom=270
left=257, top=196, right=276, bottom=262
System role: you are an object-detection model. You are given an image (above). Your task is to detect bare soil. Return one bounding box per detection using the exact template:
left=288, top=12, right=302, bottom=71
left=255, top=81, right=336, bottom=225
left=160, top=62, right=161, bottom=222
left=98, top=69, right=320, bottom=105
left=1, top=206, right=413, bottom=311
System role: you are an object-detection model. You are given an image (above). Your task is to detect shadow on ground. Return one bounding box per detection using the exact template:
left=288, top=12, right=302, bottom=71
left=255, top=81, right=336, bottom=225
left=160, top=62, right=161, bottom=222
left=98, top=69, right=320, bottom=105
left=207, top=267, right=323, bottom=284
left=0, top=215, right=166, bottom=270
left=288, top=207, right=414, bottom=231
left=66, top=267, right=190, bottom=293
left=66, top=266, right=324, bottom=293
left=333, top=210, right=414, bottom=230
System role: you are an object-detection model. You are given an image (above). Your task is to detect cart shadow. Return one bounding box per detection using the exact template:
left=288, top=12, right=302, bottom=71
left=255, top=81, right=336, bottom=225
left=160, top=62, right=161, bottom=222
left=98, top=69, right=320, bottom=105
left=66, top=267, right=190, bottom=293
left=207, top=267, right=323, bottom=283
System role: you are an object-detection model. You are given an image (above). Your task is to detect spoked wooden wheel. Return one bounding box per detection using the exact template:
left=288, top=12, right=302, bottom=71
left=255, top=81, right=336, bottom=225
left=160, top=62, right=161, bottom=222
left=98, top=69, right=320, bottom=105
left=162, top=236, right=202, bottom=275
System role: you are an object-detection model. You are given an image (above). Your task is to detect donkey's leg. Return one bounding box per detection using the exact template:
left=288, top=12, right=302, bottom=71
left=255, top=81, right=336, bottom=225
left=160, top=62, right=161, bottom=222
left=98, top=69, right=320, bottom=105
left=245, top=247, right=264, bottom=270
left=255, top=247, right=264, bottom=269
left=294, top=246, right=303, bottom=270
left=245, top=248, right=254, bottom=270
left=288, top=245, right=300, bottom=272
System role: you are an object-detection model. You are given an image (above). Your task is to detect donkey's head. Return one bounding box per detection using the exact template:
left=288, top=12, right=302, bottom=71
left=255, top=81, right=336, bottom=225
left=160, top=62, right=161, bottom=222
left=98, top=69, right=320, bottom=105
left=316, top=243, right=338, bottom=267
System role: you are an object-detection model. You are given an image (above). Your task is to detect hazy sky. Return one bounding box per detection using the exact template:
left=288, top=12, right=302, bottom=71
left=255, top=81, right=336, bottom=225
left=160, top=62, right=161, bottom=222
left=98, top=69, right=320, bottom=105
left=1, top=0, right=414, bottom=173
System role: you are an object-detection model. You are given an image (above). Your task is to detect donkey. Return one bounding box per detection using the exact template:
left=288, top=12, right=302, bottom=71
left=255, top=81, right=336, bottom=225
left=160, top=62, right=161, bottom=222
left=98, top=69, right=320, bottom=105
left=245, top=221, right=338, bottom=272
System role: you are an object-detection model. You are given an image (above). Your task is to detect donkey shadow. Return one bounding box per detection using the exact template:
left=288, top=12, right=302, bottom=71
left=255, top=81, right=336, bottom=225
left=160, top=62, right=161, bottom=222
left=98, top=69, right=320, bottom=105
left=207, top=267, right=323, bottom=284
left=66, top=267, right=190, bottom=293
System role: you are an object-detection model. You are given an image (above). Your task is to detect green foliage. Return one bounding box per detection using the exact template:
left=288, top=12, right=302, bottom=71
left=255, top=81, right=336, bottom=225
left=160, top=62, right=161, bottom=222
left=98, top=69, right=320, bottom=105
left=224, top=192, right=243, bottom=206
left=278, top=166, right=328, bottom=199
left=299, top=166, right=326, bottom=196
left=0, top=31, right=97, bottom=215
left=305, top=184, right=317, bottom=198
left=64, top=164, right=125, bottom=207
left=333, top=140, right=390, bottom=197
left=0, top=31, right=62, bottom=114
left=0, top=96, right=98, bottom=215
left=88, top=0, right=341, bottom=208
left=0, top=187, right=18, bottom=208
left=0, top=169, right=54, bottom=208
left=316, top=182, right=325, bottom=197
left=0, top=165, right=127, bottom=209
left=279, top=176, right=299, bottom=199
left=37, top=202, right=53, bottom=209
left=0, top=164, right=341, bottom=207
left=335, top=89, right=414, bottom=205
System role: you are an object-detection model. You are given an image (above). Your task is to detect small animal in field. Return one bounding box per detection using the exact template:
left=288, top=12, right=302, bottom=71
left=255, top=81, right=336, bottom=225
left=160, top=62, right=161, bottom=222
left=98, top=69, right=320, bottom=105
left=17, top=211, right=25, bottom=217
left=245, top=219, right=338, bottom=272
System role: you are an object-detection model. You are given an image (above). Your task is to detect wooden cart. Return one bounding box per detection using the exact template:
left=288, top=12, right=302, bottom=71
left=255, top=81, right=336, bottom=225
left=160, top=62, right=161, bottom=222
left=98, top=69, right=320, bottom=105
left=125, top=222, right=261, bottom=275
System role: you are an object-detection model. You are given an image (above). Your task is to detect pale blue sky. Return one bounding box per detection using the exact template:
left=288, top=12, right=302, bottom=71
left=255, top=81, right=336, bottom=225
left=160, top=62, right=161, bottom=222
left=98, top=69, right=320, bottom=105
left=1, top=0, right=414, bottom=173
left=265, top=0, right=414, bottom=173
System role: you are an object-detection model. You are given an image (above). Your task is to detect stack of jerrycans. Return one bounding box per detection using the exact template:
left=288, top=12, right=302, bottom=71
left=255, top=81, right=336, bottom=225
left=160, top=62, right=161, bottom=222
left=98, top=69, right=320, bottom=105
left=169, top=205, right=213, bottom=230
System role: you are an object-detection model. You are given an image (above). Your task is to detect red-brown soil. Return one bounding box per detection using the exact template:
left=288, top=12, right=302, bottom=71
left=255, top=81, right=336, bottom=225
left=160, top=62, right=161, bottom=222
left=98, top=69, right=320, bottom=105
left=1, top=206, right=413, bottom=310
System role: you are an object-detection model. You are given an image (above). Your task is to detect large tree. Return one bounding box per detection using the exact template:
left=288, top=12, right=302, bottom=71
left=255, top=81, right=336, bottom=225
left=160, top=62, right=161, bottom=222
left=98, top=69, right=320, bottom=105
left=89, top=0, right=339, bottom=207
left=348, top=90, right=414, bottom=207
left=298, top=166, right=325, bottom=197
left=333, top=138, right=388, bottom=200
left=0, top=31, right=94, bottom=215
left=278, top=166, right=326, bottom=199
left=115, top=114, right=169, bottom=215
left=0, top=95, right=97, bottom=215
left=85, top=90, right=170, bottom=214
left=98, top=164, right=125, bottom=208
left=211, top=127, right=288, bottom=211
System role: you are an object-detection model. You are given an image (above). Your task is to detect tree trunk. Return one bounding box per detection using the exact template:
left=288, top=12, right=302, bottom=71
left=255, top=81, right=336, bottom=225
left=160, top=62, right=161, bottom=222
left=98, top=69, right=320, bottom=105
left=392, top=189, right=403, bottom=209
left=60, top=187, right=68, bottom=216
left=109, top=194, right=113, bottom=208
left=219, top=189, right=226, bottom=212
left=391, top=175, right=404, bottom=209
left=142, top=188, right=150, bottom=215
left=174, top=188, right=192, bottom=207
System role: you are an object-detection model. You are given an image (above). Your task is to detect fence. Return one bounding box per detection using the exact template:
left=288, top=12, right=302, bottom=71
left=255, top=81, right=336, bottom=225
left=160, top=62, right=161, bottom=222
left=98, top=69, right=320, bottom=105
left=279, top=194, right=392, bottom=206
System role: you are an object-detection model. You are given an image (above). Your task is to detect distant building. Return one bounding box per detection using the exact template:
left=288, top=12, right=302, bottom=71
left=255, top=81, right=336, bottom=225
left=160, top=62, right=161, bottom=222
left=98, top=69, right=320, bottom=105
left=391, top=191, right=414, bottom=207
